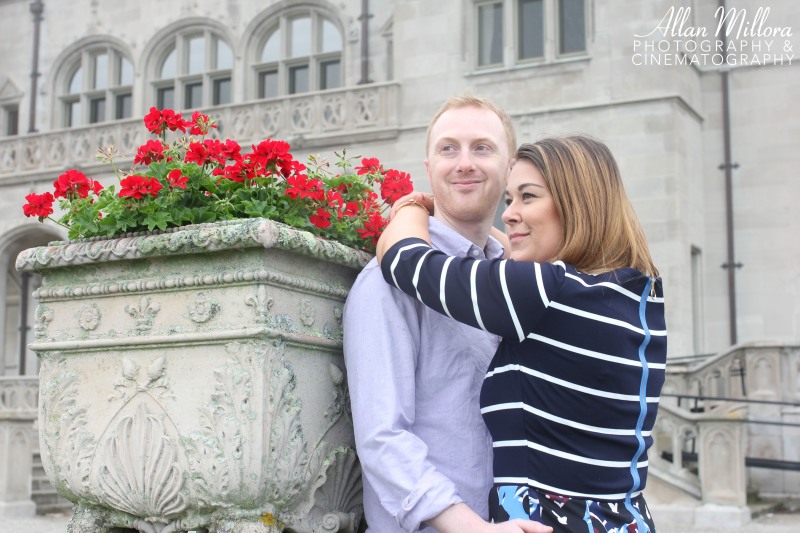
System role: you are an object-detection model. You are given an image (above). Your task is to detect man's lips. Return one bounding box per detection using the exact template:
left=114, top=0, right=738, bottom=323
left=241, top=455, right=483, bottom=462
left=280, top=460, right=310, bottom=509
left=451, top=180, right=483, bottom=187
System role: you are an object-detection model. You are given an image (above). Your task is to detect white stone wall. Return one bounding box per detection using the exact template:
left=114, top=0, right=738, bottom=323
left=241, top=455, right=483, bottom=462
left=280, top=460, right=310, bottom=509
left=0, top=0, right=798, bottom=362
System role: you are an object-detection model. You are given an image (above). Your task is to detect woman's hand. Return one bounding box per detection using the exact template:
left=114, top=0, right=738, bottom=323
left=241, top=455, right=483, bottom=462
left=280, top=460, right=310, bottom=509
left=389, top=191, right=434, bottom=221
left=376, top=193, right=434, bottom=263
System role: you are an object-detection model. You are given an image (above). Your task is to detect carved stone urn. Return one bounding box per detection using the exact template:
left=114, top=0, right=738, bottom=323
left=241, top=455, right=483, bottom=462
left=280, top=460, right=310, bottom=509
left=16, top=219, right=369, bottom=533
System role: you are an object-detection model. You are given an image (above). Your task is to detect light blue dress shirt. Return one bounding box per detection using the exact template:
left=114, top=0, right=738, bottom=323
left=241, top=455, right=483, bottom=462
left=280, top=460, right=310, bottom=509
left=343, top=217, right=504, bottom=532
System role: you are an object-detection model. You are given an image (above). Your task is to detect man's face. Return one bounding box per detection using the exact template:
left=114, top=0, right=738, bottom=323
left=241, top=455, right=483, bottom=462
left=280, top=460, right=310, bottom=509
left=425, top=107, right=511, bottom=228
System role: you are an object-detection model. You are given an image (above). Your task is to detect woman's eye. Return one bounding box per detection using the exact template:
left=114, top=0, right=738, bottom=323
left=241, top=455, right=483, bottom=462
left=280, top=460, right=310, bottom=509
left=522, top=192, right=536, bottom=201
left=504, top=198, right=512, bottom=206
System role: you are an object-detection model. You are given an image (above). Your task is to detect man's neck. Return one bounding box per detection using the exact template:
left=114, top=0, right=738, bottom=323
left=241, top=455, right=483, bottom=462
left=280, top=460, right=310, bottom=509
left=433, top=213, right=491, bottom=250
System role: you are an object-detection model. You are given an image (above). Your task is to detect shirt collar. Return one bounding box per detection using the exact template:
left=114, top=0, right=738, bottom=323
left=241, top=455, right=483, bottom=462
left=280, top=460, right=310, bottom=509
left=428, top=217, right=505, bottom=260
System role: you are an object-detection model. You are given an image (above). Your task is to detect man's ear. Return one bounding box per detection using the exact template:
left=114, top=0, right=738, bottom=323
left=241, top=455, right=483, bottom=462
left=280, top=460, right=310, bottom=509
left=424, top=158, right=431, bottom=185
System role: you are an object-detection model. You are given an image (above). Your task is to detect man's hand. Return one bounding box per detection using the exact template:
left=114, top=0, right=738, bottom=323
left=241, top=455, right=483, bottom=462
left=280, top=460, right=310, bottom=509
left=494, top=519, right=553, bottom=533
left=428, top=503, right=553, bottom=533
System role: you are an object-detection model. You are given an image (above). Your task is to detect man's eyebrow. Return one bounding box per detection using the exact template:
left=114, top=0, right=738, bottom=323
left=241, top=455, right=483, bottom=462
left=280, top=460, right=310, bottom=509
left=434, top=136, right=499, bottom=145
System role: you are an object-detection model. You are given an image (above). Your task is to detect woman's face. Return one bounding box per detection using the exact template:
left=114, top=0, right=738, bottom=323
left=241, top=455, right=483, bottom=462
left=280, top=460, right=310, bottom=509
left=501, top=159, right=564, bottom=262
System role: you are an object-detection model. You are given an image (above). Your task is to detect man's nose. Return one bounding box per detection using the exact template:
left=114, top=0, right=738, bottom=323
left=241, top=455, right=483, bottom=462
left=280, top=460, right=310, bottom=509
left=455, top=149, right=476, bottom=172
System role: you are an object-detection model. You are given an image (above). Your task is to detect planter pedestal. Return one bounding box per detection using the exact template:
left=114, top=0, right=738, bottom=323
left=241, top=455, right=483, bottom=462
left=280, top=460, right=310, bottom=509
left=16, top=219, right=370, bottom=533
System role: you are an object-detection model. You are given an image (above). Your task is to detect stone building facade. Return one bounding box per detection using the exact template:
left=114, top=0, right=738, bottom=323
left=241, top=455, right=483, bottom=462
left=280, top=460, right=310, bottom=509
left=0, top=0, right=798, bottom=376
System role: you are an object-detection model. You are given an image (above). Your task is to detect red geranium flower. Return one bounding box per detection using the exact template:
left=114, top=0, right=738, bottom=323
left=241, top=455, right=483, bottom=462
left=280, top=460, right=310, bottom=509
left=219, top=139, right=242, bottom=162
left=188, top=111, right=217, bottom=136
left=219, top=160, right=256, bottom=183
left=355, top=157, right=383, bottom=176
left=185, top=139, right=238, bottom=167
left=380, top=169, right=414, bottom=205
left=23, top=191, right=55, bottom=219
left=310, top=208, right=332, bottom=229
left=166, top=169, right=189, bottom=189
left=119, top=175, right=163, bottom=199
left=53, top=169, right=95, bottom=199
left=357, top=209, right=388, bottom=245
left=250, top=139, right=294, bottom=177
left=134, top=140, right=167, bottom=166
left=144, top=107, right=190, bottom=135
left=341, top=201, right=360, bottom=218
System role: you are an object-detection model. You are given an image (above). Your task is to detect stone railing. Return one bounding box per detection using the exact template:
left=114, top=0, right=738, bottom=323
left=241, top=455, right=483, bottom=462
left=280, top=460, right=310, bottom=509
left=650, top=402, right=748, bottom=505
left=649, top=400, right=753, bottom=527
left=663, top=343, right=800, bottom=406
left=0, top=376, right=38, bottom=415
left=0, top=82, right=401, bottom=182
left=0, top=376, right=39, bottom=517
left=661, top=343, right=800, bottom=500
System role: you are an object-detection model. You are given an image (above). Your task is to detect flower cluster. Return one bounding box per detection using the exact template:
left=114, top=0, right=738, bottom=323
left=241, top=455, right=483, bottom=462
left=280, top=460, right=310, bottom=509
left=23, top=108, right=414, bottom=252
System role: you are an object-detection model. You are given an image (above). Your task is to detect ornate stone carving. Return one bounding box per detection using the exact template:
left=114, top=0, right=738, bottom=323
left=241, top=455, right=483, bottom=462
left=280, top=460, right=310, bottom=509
left=109, top=357, right=174, bottom=403
left=19, top=218, right=366, bottom=531
left=39, top=359, right=96, bottom=501
left=187, top=292, right=220, bottom=323
left=34, top=305, right=54, bottom=339
left=323, top=306, right=344, bottom=341
left=0, top=376, right=38, bottom=413
left=261, top=105, right=283, bottom=138
left=78, top=303, right=102, bottom=331
left=95, top=402, right=186, bottom=521
left=126, top=295, right=161, bottom=333
left=321, top=96, right=345, bottom=130
left=246, top=285, right=274, bottom=324
left=299, top=298, right=316, bottom=327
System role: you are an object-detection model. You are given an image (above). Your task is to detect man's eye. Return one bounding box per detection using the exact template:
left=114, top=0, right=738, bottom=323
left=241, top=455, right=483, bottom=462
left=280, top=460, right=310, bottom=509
left=440, top=145, right=458, bottom=156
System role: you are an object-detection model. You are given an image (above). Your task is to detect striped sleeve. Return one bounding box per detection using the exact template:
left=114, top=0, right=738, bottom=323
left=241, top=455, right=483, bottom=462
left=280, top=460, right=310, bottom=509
left=380, top=238, right=565, bottom=341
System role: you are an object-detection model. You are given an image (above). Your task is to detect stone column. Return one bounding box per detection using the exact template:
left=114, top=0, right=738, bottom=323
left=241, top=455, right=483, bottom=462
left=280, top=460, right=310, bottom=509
left=0, top=377, right=37, bottom=517
left=694, top=405, right=750, bottom=528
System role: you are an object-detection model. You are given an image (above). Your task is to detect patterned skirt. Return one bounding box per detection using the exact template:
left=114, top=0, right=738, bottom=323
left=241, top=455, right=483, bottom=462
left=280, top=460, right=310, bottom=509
left=489, top=484, right=657, bottom=533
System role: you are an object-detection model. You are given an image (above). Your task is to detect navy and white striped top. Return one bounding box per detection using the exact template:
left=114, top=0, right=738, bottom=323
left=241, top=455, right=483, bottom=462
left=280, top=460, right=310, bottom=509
left=381, top=238, right=667, bottom=501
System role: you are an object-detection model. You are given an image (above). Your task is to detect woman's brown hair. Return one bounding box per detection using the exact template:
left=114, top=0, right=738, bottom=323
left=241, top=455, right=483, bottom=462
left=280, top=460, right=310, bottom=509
left=516, top=136, right=659, bottom=277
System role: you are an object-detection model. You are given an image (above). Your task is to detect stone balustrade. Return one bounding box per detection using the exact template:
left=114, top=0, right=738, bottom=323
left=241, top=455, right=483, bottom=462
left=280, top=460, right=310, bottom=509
left=658, top=343, right=800, bottom=506
left=0, top=376, right=38, bottom=518
left=0, top=82, right=401, bottom=182
left=650, top=401, right=750, bottom=526
left=663, top=343, right=800, bottom=404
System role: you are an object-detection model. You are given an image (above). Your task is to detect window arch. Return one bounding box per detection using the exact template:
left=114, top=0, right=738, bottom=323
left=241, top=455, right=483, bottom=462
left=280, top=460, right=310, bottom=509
left=59, top=45, right=133, bottom=127
left=153, top=29, right=233, bottom=110
left=253, top=8, right=343, bottom=99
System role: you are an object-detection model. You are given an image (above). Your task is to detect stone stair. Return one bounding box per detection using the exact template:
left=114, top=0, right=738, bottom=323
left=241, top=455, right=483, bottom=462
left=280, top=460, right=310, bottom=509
left=31, top=452, right=72, bottom=515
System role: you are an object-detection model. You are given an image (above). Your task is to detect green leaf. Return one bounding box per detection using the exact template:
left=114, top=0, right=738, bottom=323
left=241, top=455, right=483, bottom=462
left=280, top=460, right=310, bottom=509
left=143, top=211, right=173, bottom=231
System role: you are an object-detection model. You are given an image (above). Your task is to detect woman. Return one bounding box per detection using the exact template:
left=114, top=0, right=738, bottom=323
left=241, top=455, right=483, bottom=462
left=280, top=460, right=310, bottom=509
left=377, top=136, right=665, bottom=532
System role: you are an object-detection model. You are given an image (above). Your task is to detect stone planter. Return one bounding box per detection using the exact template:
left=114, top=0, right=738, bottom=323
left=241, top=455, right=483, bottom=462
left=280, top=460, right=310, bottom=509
left=16, top=219, right=370, bottom=533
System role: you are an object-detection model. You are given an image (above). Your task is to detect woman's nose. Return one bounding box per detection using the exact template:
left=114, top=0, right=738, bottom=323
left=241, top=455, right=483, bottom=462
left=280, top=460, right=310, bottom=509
left=501, top=202, right=517, bottom=224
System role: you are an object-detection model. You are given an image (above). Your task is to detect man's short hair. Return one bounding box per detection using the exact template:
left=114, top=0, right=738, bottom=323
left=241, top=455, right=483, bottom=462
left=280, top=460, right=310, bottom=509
left=425, top=94, right=517, bottom=157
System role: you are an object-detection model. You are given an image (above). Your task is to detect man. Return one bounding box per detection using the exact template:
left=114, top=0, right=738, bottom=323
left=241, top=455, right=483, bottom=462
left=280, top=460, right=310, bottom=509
left=343, top=95, right=528, bottom=532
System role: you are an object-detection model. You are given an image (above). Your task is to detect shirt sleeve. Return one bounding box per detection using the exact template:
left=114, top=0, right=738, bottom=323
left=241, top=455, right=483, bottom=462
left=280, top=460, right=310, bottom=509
left=380, top=238, right=565, bottom=343
left=343, top=260, right=463, bottom=531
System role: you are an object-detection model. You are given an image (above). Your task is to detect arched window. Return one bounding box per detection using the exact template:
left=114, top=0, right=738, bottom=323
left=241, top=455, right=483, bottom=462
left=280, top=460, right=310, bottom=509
left=154, top=30, right=233, bottom=110
left=60, top=46, right=133, bottom=127
left=253, top=10, right=342, bottom=99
